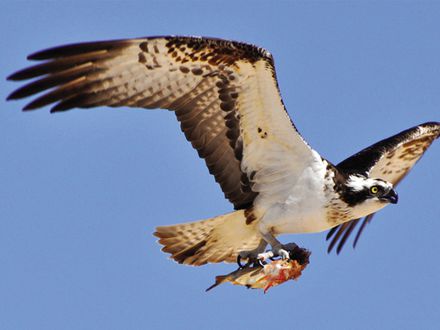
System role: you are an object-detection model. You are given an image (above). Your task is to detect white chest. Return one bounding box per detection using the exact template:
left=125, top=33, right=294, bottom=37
left=258, top=153, right=336, bottom=234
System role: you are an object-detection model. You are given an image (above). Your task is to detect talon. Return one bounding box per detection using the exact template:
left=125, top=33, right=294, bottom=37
left=278, top=249, right=290, bottom=260
left=236, top=255, right=243, bottom=268
left=236, top=241, right=268, bottom=268
left=237, top=252, right=261, bottom=269
left=257, top=242, right=299, bottom=261
left=257, top=250, right=275, bottom=261
left=236, top=255, right=249, bottom=269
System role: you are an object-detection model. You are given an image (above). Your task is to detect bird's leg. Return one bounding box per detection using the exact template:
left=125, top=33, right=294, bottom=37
left=257, top=231, right=298, bottom=262
left=236, top=239, right=268, bottom=268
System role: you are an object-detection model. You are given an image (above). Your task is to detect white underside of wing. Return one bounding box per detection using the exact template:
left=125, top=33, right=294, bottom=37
left=224, top=60, right=337, bottom=234
left=236, top=61, right=318, bottom=205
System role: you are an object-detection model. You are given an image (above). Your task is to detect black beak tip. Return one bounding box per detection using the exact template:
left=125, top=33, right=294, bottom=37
left=389, top=190, right=398, bottom=204
left=381, top=189, right=398, bottom=204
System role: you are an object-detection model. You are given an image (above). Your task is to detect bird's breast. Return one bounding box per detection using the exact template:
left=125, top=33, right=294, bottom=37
left=258, top=155, right=335, bottom=234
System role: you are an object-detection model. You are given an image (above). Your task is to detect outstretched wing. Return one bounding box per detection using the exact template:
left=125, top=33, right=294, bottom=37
left=8, top=36, right=315, bottom=212
left=327, top=122, right=440, bottom=253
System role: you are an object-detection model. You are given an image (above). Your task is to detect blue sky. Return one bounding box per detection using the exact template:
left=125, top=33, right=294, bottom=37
left=1, top=1, right=439, bottom=329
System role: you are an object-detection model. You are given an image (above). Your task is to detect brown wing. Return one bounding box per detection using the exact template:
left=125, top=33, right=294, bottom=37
left=8, top=36, right=314, bottom=211
left=7, top=36, right=266, bottom=209
left=327, top=122, right=440, bottom=253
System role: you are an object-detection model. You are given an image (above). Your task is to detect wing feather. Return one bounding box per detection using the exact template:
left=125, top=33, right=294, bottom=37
left=327, top=122, right=440, bottom=253
left=8, top=36, right=314, bottom=210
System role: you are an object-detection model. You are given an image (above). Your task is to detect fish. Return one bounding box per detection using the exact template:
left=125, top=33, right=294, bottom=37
left=206, top=246, right=311, bottom=293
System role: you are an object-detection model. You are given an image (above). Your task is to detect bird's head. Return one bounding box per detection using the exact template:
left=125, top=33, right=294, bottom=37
left=341, top=175, right=398, bottom=218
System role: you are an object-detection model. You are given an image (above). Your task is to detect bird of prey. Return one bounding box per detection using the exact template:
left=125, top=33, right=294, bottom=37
left=7, top=36, right=439, bottom=266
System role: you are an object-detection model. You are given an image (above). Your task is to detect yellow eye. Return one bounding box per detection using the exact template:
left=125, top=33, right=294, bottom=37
left=370, top=186, right=379, bottom=194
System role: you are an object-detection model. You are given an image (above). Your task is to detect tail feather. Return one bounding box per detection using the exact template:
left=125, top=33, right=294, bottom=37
left=154, top=210, right=263, bottom=266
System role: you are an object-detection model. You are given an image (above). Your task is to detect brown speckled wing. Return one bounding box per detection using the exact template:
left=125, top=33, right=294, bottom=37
left=8, top=36, right=311, bottom=210
left=327, top=122, right=440, bottom=253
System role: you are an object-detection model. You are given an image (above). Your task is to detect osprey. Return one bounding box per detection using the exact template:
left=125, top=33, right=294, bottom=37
left=7, top=36, right=439, bottom=265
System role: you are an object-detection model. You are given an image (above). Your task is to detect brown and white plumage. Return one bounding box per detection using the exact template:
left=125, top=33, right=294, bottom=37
left=7, top=35, right=440, bottom=265
left=327, top=122, right=440, bottom=253
left=8, top=36, right=319, bottom=264
left=7, top=36, right=312, bottom=211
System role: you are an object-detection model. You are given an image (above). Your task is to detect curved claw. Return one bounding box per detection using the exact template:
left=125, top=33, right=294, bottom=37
left=278, top=249, right=290, bottom=260
left=236, top=255, right=247, bottom=269
left=237, top=255, right=265, bottom=269
left=257, top=243, right=299, bottom=262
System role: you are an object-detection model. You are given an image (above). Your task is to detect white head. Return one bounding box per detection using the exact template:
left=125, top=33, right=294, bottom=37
left=341, top=175, right=398, bottom=218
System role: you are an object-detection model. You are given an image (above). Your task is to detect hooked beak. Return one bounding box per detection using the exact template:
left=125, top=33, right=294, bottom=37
left=381, top=189, right=398, bottom=204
